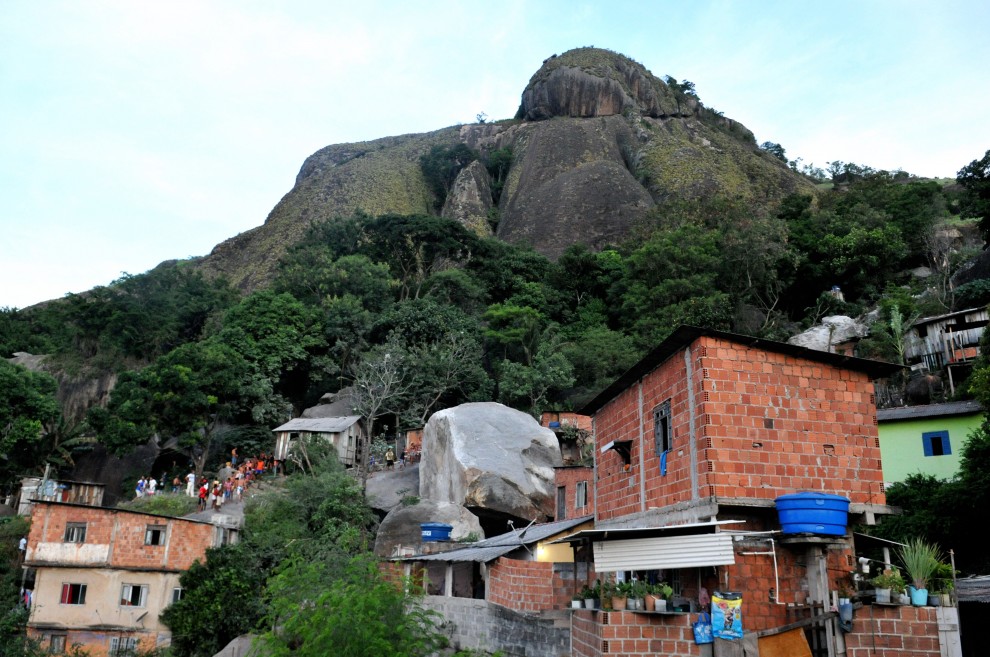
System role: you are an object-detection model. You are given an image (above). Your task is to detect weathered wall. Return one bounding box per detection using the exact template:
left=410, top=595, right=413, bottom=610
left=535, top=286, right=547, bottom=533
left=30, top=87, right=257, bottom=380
left=554, top=466, right=594, bottom=519
left=421, top=596, right=570, bottom=657
left=845, top=604, right=941, bottom=656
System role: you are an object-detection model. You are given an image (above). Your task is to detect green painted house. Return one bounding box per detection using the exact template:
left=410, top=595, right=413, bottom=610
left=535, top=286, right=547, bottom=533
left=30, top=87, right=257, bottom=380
left=876, top=399, right=983, bottom=484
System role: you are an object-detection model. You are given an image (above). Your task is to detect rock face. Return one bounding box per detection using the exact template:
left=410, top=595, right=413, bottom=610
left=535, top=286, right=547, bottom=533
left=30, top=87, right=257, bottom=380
left=441, top=160, right=494, bottom=238
left=373, top=498, right=483, bottom=557
left=300, top=387, right=358, bottom=418
left=419, top=402, right=561, bottom=520
left=192, top=47, right=815, bottom=292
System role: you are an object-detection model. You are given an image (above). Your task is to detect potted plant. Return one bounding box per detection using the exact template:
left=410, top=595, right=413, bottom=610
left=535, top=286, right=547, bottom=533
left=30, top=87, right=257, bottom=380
left=627, top=580, right=647, bottom=611
left=654, top=582, right=673, bottom=612
left=870, top=567, right=905, bottom=604
left=606, top=580, right=629, bottom=611
left=932, top=562, right=956, bottom=606
left=581, top=583, right=600, bottom=609
left=899, top=538, right=943, bottom=606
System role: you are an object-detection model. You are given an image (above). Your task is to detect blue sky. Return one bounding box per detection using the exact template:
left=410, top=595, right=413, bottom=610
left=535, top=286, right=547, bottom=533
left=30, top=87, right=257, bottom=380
left=2, top=0, right=989, bottom=309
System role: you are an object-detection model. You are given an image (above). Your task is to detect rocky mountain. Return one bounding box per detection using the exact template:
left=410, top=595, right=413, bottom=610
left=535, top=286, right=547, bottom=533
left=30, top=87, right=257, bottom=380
left=197, top=47, right=815, bottom=292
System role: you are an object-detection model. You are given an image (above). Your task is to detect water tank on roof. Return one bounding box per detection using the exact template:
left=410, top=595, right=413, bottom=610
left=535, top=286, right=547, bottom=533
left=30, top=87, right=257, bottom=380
left=775, top=492, right=850, bottom=536
left=420, top=523, right=453, bottom=542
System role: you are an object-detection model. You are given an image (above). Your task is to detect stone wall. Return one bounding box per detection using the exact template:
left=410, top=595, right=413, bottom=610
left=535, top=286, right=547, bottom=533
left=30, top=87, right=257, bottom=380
left=421, top=596, right=570, bottom=657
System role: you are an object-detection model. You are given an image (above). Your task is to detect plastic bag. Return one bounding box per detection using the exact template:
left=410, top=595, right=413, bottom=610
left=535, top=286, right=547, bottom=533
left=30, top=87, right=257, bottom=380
left=693, top=611, right=714, bottom=644
left=712, top=591, right=743, bottom=640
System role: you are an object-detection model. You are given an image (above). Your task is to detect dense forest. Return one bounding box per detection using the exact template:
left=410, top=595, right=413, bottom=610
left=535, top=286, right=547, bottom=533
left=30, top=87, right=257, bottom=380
left=3, top=150, right=990, bottom=492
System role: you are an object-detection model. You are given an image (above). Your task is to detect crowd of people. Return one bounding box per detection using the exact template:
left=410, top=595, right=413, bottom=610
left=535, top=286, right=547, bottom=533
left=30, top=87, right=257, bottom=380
left=134, top=451, right=278, bottom=513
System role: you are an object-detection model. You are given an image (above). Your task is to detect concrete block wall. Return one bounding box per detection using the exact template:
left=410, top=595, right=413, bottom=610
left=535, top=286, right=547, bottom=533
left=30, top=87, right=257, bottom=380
left=845, top=604, right=940, bottom=656
left=421, top=596, right=570, bottom=657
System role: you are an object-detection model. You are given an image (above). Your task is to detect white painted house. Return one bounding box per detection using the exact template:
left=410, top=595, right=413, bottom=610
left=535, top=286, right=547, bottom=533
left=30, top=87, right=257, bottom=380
left=272, top=416, right=363, bottom=467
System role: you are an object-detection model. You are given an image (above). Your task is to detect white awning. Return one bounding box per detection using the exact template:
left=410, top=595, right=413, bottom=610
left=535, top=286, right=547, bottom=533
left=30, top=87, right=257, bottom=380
left=593, top=532, right=735, bottom=571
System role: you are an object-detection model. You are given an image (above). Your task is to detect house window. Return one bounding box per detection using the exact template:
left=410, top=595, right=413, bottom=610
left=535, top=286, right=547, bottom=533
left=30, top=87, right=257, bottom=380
left=47, top=633, right=66, bottom=653
left=119, top=584, right=148, bottom=607
left=171, top=587, right=184, bottom=604
left=557, top=486, right=567, bottom=520
left=63, top=523, right=86, bottom=543
left=109, top=636, right=138, bottom=657
left=60, top=583, right=87, bottom=605
left=654, top=400, right=672, bottom=456
left=922, top=431, right=951, bottom=457
left=145, top=525, right=167, bottom=546
left=576, top=481, right=588, bottom=509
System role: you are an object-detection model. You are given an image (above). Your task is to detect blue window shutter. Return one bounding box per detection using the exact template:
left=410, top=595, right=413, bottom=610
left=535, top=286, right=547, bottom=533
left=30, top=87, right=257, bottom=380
left=922, top=433, right=933, bottom=456
left=921, top=430, right=950, bottom=457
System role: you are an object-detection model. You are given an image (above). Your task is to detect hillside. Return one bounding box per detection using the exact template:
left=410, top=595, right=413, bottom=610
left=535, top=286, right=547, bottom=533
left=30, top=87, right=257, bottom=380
left=197, top=47, right=815, bottom=292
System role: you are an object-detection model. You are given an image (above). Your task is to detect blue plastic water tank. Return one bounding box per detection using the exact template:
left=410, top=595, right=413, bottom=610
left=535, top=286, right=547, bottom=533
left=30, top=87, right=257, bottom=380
left=775, top=492, right=850, bottom=536
left=420, top=523, right=453, bottom=542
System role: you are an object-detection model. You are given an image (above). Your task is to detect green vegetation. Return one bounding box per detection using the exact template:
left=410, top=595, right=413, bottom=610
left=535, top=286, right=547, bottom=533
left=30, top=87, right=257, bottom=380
left=117, top=493, right=199, bottom=517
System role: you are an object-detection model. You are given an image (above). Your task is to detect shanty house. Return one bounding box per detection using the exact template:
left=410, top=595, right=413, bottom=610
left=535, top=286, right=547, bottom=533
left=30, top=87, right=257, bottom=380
left=272, top=416, right=363, bottom=467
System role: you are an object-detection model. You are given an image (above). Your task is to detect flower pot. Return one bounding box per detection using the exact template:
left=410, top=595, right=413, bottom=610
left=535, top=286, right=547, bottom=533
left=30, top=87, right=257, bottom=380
left=628, top=597, right=643, bottom=610
left=610, top=596, right=627, bottom=611
left=939, top=593, right=953, bottom=606
left=909, top=586, right=929, bottom=607
left=897, top=593, right=911, bottom=605
left=654, top=598, right=668, bottom=612
left=584, top=598, right=599, bottom=609
left=874, top=588, right=891, bottom=604
left=572, top=599, right=583, bottom=609
left=645, top=593, right=659, bottom=610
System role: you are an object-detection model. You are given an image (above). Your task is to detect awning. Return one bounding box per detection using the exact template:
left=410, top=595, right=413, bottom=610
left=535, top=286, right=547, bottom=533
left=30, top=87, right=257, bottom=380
left=553, top=519, right=741, bottom=571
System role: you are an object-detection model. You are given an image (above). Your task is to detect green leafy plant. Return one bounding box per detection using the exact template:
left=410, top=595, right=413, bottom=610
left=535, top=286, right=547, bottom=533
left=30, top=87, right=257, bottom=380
left=870, top=567, right=906, bottom=594
left=899, top=538, right=943, bottom=590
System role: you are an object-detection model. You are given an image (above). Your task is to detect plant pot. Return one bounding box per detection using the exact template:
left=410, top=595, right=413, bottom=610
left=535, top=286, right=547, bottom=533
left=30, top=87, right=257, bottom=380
left=628, top=597, right=643, bottom=610
left=584, top=598, right=599, bottom=609
left=897, top=593, right=911, bottom=605
left=572, top=599, right=583, bottom=609
left=610, top=596, right=627, bottom=611
left=645, top=594, right=659, bottom=610
left=874, top=588, right=891, bottom=604
left=654, top=599, right=668, bottom=612
left=909, top=586, right=929, bottom=607
left=939, top=593, right=953, bottom=606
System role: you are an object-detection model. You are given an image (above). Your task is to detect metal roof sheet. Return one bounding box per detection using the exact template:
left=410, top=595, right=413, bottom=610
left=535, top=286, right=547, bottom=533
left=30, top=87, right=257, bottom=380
left=876, top=400, right=982, bottom=422
left=272, top=416, right=361, bottom=433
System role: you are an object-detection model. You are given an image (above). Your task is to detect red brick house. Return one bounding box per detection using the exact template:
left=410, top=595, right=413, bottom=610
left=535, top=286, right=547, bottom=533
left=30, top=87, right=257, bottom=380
left=24, top=501, right=228, bottom=656
left=554, top=326, right=952, bottom=657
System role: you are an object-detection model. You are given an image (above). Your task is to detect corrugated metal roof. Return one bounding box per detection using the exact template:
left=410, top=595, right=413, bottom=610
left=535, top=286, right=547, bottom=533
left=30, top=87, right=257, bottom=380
left=395, top=515, right=593, bottom=563
left=957, top=575, right=990, bottom=603
left=550, top=519, right=743, bottom=544
left=582, top=326, right=903, bottom=415
left=272, top=416, right=361, bottom=433
left=876, top=400, right=982, bottom=422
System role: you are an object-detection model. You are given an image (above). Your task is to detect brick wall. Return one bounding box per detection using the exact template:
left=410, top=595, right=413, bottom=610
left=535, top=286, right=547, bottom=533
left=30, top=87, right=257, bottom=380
left=488, top=558, right=555, bottom=613
left=845, top=604, right=940, bottom=656
left=573, top=610, right=698, bottom=657
left=555, top=466, right=595, bottom=519
left=27, top=502, right=215, bottom=571
left=594, top=335, right=886, bottom=523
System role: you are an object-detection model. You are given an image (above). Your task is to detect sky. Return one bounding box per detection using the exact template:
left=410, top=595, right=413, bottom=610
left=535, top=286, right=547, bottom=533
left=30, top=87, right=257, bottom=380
left=2, top=0, right=989, bottom=309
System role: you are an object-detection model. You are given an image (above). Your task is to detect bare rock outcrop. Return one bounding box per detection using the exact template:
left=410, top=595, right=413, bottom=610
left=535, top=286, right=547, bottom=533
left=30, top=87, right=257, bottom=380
left=419, top=402, right=561, bottom=520
left=300, top=387, right=358, bottom=418
left=441, top=160, right=494, bottom=238
left=787, top=316, right=871, bottom=353
left=373, top=498, right=483, bottom=557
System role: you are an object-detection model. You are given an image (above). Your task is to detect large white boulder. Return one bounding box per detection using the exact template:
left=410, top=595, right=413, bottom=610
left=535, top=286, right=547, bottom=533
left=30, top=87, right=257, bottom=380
left=419, top=402, right=562, bottom=520
left=373, top=499, right=483, bottom=557
left=787, top=315, right=870, bottom=352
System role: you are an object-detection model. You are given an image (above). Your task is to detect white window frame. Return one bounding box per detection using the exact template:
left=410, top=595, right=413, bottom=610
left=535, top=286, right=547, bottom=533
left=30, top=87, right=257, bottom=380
left=60, top=583, right=87, bottom=605
left=119, top=583, right=148, bottom=608
left=109, top=636, right=138, bottom=656
left=171, top=587, right=184, bottom=604
left=576, top=481, right=588, bottom=508
left=144, top=524, right=167, bottom=546
left=47, top=633, right=67, bottom=653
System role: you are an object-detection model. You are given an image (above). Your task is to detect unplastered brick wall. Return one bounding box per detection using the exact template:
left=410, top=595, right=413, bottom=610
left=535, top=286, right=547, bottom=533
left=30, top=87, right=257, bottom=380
left=697, top=337, right=884, bottom=504
left=488, top=558, right=554, bottom=613
left=27, top=502, right=215, bottom=571
left=593, top=335, right=886, bottom=522
left=555, top=466, right=595, bottom=518
left=845, top=605, right=940, bottom=656
left=572, top=610, right=698, bottom=657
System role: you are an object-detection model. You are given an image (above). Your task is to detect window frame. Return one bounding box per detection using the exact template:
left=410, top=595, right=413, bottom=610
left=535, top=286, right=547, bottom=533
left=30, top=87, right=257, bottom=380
left=654, top=400, right=672, bottom=456
left=171, top=587, right=184, bottom=604
left=63, top=522, right=87, bottom=544
left=109, top=636, right=138, bottom=657
left=576, top=481, right=588, bottom=509
left=119, top=583, right=148, bottom=608
left=47, top=633, right=67, bottom=654
left=922, top=430, right=952, bottom=457
left=59, top=583, right=87, bottom=605
left=144, top=524, right=167, bottom=546
left=557, top=485, right=567, bottom=520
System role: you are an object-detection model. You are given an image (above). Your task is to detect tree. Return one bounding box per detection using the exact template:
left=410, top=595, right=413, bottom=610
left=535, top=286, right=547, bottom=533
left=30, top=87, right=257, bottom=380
left=957, top=149, right=990, bottom=242
left=349, top=340, right=411, bottom=488
left=496, top=333, right=575, bottom=416
left=0, top=361, right=60, bottom=485
left=419, top=144, right=479, bottom=210
left=759, top=141, right=787, bottom=162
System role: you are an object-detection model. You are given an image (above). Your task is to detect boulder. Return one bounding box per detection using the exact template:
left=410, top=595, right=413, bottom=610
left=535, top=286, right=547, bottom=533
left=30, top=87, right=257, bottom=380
left=419, top=402, right=561, bottom=520
left=787, top=316, right=870, bottom=353
left=301, top=387, right=358, bottom=418
left=373, top=498, right=483, bottom=557
left=365, top=462, right=421, bottom=514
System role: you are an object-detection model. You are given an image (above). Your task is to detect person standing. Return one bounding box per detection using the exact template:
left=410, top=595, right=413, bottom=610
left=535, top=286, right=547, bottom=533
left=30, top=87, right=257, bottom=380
left=186, top=470, right=197, bottom=497
left=147, top=476, right=157, bottom=496
left=135, top=477, right=146, bottom=499
left=385, top=448, right=395, bottom=470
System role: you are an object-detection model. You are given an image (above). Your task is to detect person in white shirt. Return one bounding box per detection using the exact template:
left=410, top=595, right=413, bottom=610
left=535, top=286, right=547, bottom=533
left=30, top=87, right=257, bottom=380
left=186, top=471, right=197, bottom=497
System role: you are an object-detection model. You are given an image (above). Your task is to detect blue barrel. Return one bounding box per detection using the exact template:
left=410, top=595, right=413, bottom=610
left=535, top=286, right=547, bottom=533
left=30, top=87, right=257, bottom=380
left=420, top=523, right=453, bottom=542
left=775, top=492, right=850, bottom=536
